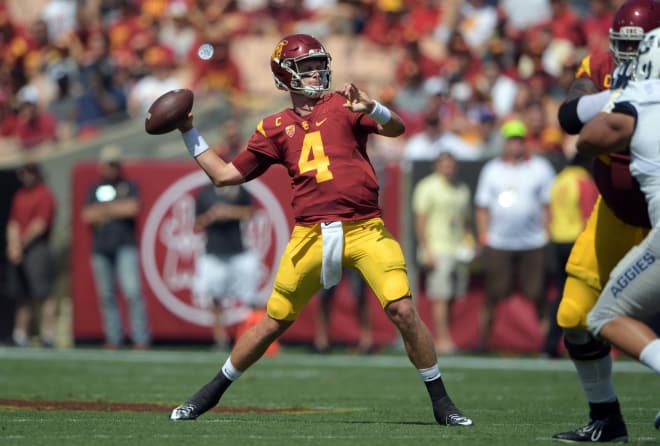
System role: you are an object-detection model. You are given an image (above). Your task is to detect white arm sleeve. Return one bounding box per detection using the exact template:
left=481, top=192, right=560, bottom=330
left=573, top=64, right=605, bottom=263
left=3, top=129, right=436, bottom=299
left=576, top=90, right=613, bottom=122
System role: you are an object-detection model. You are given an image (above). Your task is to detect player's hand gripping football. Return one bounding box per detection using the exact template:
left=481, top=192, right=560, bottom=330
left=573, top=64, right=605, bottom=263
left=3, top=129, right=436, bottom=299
left=177, top=113, right=193, bottom=133
left=341, top=83, right=375, bottom=114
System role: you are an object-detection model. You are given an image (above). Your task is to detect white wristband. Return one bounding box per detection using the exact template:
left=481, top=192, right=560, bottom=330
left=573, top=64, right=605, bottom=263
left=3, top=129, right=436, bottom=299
left=368, top=100, right=392, bottom=125
left=182, top=127, right=210, bottom=157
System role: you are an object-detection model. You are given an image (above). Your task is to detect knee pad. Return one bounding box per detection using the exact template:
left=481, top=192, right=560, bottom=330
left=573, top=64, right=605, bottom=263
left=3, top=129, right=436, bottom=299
left=266, top=290, right=297, bottom=322
left=563, top=329, right=611, bottom=361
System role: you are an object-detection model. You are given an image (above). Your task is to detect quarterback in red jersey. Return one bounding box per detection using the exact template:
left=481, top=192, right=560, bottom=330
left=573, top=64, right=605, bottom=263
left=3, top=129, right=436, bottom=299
left=166, top=34, right=473, bottom=427
left=554, top=0, right=659, bottom=442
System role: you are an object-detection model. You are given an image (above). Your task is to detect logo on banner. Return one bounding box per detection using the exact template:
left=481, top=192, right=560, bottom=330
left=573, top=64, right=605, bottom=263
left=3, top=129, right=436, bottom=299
left=140, top=171, right=289, bottom=326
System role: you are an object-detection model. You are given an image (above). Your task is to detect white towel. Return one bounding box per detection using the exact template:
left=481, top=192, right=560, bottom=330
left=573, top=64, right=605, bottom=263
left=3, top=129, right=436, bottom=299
left=320, top=221, right=344, bottom=288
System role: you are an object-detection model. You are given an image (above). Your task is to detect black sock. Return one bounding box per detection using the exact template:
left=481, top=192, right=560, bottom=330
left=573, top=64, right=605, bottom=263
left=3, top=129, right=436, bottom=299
left=188, top=370, right=234, bottom=412
left=589, top=400, right=623, bottom=421
left=424, top=377, right=448, bottom=402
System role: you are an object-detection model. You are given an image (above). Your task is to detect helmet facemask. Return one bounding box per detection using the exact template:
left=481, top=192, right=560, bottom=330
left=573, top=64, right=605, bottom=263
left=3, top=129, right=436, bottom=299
left=274, top=54, right=332, bottom=98
left=610, top=27, right=646, bottom=64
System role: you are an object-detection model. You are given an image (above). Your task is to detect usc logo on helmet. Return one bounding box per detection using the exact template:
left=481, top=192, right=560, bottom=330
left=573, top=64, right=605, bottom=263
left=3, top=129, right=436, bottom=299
left=272, top=40, right=287, bottom=62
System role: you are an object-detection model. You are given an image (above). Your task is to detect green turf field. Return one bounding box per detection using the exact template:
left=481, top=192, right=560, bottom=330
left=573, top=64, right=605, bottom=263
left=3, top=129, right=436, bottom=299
left=1, top=347, right=658, bottom=445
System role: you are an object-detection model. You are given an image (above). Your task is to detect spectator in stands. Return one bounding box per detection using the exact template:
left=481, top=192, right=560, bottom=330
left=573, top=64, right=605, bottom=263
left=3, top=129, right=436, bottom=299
left=543, top=152, right=598, bottom=358
left=474, top=120, right=556, bottom=352
left=127, top=44, right=183, bottom=117
left=542, top=0, right=585, bottom=47
left=394, top=39, right=442, bottom=86
left=313, top=268, right=372, bottom=354
left=158, top=1, right=196, bottom=61
left=46, top=39, right=80, bottom=141
left=405, top=0, right=442, bottom=39
left=75, top=65, right=127, bottom=138
left=583, top=0, right=615, bottom=54
left=457, top=0, right=499, bottom=54
left=6, top=161, right=57, bottom=347
left=13, top=85, right=58, bottom=150
left=81, top=145, right=150, bottom=350
left=360, top=0, right=409, bottom=47
left=403, top=111, right=445, bottom=162
left=0, top=89, right=18, bottom=156
left=413, top=151, right=474, bottom=354
left=41, top=0, right=77, bottom=43
left=188, top=29, right=245, bottom=99
left=522, top=100, right=565, bottom=162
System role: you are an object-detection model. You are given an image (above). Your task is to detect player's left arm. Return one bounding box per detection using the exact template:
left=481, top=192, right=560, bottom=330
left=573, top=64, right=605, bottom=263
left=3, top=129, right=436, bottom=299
left=341, top=83, right=405, bottom=137
left=577, top=109, right=635, bottom=156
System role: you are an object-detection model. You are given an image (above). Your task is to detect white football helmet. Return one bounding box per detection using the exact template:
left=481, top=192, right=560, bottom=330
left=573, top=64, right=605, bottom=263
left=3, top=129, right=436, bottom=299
left=635, top=26, right=660, bottom=79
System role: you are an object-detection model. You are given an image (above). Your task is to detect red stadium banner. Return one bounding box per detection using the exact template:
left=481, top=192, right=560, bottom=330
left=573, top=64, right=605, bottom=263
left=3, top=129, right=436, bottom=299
left=71, top=159, right=546, bottom=352
left=70, top=160, right=399, bottom=346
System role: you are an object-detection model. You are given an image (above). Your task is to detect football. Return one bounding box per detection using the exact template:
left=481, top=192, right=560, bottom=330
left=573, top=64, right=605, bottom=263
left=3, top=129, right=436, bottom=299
left=145, top=89, right=194, bottom=135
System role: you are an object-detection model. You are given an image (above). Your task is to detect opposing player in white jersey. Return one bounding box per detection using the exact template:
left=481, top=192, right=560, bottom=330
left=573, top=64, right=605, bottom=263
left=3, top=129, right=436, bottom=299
left=577, top=28, right=660, bottom=404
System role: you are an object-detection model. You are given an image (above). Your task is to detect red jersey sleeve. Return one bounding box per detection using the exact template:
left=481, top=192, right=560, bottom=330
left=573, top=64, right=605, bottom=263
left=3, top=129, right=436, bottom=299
left=575, top=50, right=614, bottom=90
left=232, top=148, right=276, bottom=181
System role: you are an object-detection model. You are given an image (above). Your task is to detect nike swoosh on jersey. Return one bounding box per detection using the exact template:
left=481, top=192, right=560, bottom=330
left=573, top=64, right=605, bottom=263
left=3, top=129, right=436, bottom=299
left=316, top=118, right=328, bottom=127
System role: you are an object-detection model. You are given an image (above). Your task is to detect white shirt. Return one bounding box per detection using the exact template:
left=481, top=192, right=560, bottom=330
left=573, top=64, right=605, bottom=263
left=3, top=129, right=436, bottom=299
left=403, top=131, right=444, bottom=161
left=474, top=155, right=555, bottom=250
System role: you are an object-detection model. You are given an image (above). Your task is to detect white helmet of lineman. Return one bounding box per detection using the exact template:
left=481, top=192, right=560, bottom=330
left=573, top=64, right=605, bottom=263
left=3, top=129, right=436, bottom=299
left=636, top=26, right=660, bottom=80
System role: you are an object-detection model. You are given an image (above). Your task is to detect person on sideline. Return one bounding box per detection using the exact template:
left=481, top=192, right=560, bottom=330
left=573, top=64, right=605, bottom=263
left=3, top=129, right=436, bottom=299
left=6, top=161, right=57, bottom=347
left=412, top=151, right=473, bottom=354
left=474, top=120, right=555, bottom=353
left=192, top=180, right=259, bottom=350
left=81, top=145, right=150, bottom=350
left=166, top=33, right=473, bottom=426
left=543, top=153, right=598, bottom=358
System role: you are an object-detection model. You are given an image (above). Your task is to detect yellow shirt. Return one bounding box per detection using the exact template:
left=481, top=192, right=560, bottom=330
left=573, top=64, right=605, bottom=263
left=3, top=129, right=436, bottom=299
left=549, top=165, right=598, bottom=243
left=412, top=173, right=471, bottom=256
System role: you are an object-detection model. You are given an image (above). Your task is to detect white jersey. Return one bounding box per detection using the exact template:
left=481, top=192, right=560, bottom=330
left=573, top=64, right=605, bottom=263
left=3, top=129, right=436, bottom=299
left=587, top=80, right=660, bottom=337
left=615, top=79, right=660, bottom=227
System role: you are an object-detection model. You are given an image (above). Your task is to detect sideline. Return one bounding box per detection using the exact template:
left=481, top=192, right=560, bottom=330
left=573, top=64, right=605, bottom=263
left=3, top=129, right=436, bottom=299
left=0, top=347, right=650, bottom=373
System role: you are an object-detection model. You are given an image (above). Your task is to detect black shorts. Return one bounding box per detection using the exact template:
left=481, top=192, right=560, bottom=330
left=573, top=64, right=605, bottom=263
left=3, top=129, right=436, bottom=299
left=7, top=240, right=55, bottom=302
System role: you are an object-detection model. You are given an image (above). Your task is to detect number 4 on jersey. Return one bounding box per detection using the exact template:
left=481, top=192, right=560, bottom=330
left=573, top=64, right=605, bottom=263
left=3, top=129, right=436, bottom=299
left=298, top=131, right=333, bottom=183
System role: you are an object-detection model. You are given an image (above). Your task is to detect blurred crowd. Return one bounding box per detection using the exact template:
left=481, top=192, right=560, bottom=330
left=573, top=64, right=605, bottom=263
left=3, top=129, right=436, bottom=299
left=0, top=0, right=619, bottom=165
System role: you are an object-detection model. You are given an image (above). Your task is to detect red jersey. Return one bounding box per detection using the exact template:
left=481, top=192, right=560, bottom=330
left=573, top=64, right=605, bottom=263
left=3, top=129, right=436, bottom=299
left=9, top=183, right=56, bottom=241
left=235, top=93, right=382, bottom=224
left=576, top=50, right=651, bottom=228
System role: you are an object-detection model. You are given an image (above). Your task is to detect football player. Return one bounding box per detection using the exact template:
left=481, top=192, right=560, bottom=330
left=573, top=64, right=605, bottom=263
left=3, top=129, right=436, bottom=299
left=167, top=34, right=474, bottom=426
left=554, top=0, right=660, bottom=442
left=577, top=25, right=660, bottom=427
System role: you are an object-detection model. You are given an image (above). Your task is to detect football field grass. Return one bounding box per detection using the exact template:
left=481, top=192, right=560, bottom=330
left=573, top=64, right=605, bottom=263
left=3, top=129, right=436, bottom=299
left=1, top=346, right=658, bottom=445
